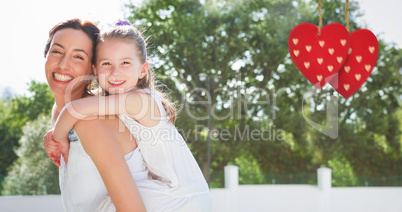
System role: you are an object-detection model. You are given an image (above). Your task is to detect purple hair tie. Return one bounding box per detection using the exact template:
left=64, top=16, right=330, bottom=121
left=115, top=19, right=131, bottom=26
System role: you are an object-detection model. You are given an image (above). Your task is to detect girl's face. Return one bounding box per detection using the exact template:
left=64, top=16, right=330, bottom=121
left=45, top=28, right=93, bottom=97
left=94, top=38, right=148, bottom=95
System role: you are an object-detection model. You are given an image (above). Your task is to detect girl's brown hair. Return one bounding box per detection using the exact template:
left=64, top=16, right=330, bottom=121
left=96, top=24, right=177, bottom=123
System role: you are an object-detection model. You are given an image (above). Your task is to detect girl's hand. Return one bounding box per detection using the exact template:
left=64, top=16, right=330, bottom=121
left=43, top=130, right=64, bottom=167
left=48, top=151, right=61, bottom=167
left=43, top=130, right=60, bottom=153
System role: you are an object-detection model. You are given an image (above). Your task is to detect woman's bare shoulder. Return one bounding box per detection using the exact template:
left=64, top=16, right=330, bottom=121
left=74, top=116, right=136, bottom=155
left=74, top=116, right=116, bottom=133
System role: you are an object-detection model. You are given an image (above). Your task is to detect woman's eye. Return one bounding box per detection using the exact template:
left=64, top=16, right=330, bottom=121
left=75, top=55, right=84, bottom=60
left=122, top=61, right=130, bottom=65
left=51, top=50, right=61, bottom=54
left=102, top=62, right=111, bottom=66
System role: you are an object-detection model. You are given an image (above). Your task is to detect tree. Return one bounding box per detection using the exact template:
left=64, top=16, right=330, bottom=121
left=126, top=0, right=315, bottom=182
left=0, top=86, right=15, bottom=101
left=1, top=115, right=60, bottom=195
left=0, top=81, right=53, bottom=183
left=125, top=0, right=401, bottom=187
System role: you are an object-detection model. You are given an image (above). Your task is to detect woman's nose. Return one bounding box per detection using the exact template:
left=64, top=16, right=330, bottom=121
left=58, top=55, right=70, bottom=70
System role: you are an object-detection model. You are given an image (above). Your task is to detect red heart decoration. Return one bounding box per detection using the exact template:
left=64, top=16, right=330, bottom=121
left=329, top=29, right=379, bottom=98
left=288, top=23, right=350, bottom=88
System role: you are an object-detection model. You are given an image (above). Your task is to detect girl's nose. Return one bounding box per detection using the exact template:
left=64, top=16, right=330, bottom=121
left=110, top=65, right=122, bottom=75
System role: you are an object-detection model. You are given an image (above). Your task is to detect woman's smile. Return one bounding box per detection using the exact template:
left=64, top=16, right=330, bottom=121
left=53, top=72, right=74, bottom=83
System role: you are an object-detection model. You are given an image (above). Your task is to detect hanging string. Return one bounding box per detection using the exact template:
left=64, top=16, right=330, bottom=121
left=318, top=0, right=322, bottom=34
left=345, top=0, right=350, bottom=32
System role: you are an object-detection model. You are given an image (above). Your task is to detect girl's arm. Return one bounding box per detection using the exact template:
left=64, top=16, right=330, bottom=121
left=53, top=91, right=158, bottom=142
left=75, top=117, right=146, bottom=211
left=43, top=103, right=62, bottom=166
left=51, top=103, right=60, bottom=127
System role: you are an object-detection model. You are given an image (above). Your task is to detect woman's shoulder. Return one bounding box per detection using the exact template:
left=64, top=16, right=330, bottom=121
left=74, top=116, right=137, bottom=155
left=74, top=116, right=119, bottom=141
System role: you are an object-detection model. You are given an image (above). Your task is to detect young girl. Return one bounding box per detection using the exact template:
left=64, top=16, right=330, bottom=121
left=51, top=20, right=212, bottom=211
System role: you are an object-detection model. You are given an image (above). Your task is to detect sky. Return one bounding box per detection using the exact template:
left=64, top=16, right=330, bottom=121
left=0, top=0, right=401, bottom=96
left=0, top=0, right=133, bottom=95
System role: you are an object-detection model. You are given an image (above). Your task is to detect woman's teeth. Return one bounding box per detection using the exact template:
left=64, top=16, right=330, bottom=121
left=54, top=73, right=74, bottom=82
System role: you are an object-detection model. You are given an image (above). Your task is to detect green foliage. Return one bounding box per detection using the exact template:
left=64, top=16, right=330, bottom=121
left=1, top=115, right=60, bottom=195
left=125, top=0, right=402, bottom=187
left=0, top=81, right=53, bottom=178
left=127, top=0, right=315, bottom=181
left=328, top=157, right=357, bottom=186
left=233, top=155, right=265, bottom=184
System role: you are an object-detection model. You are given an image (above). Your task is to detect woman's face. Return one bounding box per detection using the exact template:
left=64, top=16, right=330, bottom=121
left=45, top=28, right=93, bottom=97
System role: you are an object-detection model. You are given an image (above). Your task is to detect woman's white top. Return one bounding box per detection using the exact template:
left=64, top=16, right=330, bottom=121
left=59, top=89, right=212, bottom=211
left=59, top=130, right=109, bottom=211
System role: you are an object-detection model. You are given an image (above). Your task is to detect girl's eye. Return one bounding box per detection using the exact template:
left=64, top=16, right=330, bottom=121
left=122, top=61, right=130, bottom=65
left=102, top=62, right=111, bottom=66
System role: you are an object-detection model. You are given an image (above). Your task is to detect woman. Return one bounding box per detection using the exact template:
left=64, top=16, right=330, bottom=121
left=42, top=19, right=145, bottom=211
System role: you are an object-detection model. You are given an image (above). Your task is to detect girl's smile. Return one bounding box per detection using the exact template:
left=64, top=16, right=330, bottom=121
left=108, top=80, right=126, bottom=86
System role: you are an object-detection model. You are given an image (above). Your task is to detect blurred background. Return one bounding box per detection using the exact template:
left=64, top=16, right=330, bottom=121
left=0, top=0, right=401, bottom=203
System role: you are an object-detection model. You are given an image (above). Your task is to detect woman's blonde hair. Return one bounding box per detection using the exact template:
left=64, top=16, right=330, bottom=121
left=95, top=23, right=177, bottom=123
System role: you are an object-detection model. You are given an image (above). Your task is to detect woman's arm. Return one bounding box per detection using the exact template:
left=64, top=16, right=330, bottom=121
left=75, top=117, right=146, bottom=211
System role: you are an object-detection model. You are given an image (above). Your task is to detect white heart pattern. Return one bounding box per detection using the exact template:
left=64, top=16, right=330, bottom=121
left=365, top=64, right=371, bottom=71
left=344, top=66, right=350, bottom=73
left=293, top=50, right=300, bottom=57
left=289, top=23, right=350, bottom=89
left=340, top=39, right=347, bottom=46
left=329, top=29, right=379, bottom=99
left=319, top=40, right=325, bottom=47
left=355, top=74, right=361, bottom=81
left=327, top=65, right=334, bottom=72
left=369, top=46, right=375, bottom=53
left=356, top=56, right=362, bottom=63
left=304, top=62, right=310, bottom=69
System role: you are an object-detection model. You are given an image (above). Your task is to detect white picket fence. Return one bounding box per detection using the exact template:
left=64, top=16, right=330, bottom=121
left=1, top=166, right=402, bottom=212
